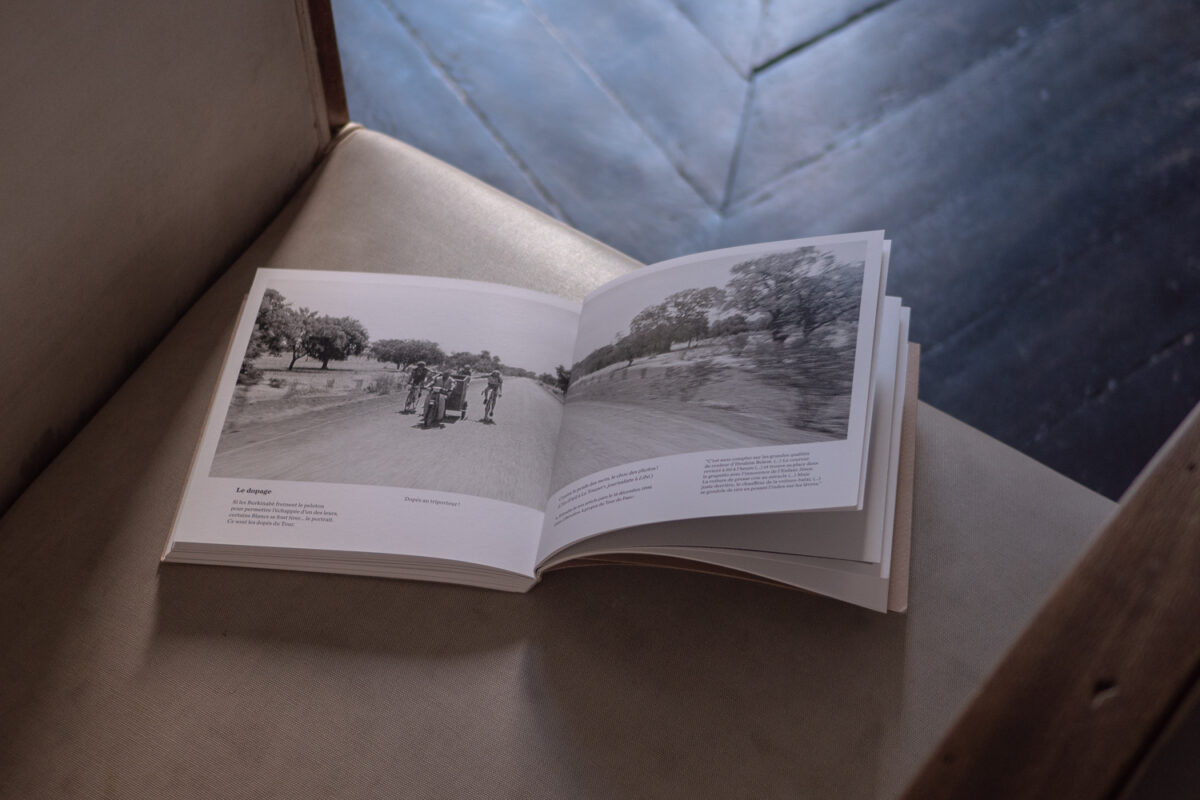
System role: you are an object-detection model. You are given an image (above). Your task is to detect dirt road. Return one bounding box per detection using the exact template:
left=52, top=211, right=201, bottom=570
left=211, top=377, right=561, bottom=510
left=550, top=398, right=832, bottom=493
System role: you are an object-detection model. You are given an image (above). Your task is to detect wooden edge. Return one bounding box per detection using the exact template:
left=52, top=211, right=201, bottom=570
left=1115, top=670, right=1200, bottom=797
left=887, top=342, right=920, bottom=612
left=899, top=399, right=1200, bottom=799
left=547, top=554, right=801, bottom=592
left=305, top=0, right=350, bottom=131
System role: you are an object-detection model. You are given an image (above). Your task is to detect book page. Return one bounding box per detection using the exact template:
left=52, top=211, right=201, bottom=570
left=541, top=301, right=908, bottom=566
left=168, top=270, right=579, bottom=578
left=540, top=309, right=913, bottom=611
left=537, top=233, right=885, bottom=563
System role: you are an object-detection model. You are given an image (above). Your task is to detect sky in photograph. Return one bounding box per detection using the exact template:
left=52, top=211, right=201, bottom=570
left=572, top=238, right=869, bottom=362
left=262, top=274, right=580, bottom=375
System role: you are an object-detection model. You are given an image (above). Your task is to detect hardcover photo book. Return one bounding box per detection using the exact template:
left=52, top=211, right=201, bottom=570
left=164, top=231, right=917, bottom=611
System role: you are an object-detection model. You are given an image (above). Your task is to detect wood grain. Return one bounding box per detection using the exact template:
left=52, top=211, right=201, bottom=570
left=307, top=0, right=350, bottom=130
left=900, top=400, right=1200, bottom=799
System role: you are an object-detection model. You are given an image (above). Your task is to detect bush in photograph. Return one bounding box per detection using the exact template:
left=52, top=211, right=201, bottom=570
left=675, top=357, right=726, bottom=400
left=555, top=365, right=572, bottom=393
left=726, top=331, right=750, bottom=356
left=748, top=325, right=856, bottom=434
left=369, top=374, right=395, bottom=395
left=237, top=361, right=263, bottom=386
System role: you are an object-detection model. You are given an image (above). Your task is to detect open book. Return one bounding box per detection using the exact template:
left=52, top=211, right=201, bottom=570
left=165, top=231, right=917, bottom=611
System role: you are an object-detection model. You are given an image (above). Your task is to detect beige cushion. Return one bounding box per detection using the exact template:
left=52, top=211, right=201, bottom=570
left=0, top=0, right=333, bottom=511
left=0, top=129, right=1113, bottom=798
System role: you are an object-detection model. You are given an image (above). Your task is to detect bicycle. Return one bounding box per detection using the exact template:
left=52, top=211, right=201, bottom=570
left=403, top=381, right=421, bottom=413
left=482, top=385, right=500, bottom=421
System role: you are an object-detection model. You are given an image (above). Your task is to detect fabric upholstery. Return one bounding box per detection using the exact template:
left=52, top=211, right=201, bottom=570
left=0, top=0, right=332, bottom=512
left=0, top=128, right=1114, bottom=798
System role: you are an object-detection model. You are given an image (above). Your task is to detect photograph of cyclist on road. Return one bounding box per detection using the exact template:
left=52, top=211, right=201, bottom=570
left=482, top=370, right=503, bottom=422
left=210, top=274, right=580, bottom=510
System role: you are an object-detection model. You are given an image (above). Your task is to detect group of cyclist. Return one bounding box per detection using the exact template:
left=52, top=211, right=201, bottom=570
left=403, top=361, right=503, bottom=423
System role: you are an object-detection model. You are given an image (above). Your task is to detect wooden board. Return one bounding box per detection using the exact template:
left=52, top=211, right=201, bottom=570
left=308, top=0, right=350, bottom=130
left=900, top=400, right=1200, bottom=799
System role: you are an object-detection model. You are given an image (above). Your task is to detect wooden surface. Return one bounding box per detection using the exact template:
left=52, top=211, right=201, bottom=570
left=308, top=0, right=350, bottom=129
left=332, top=0, right=1200, bottom=500
left=899, top=400, right=1200, bottom=799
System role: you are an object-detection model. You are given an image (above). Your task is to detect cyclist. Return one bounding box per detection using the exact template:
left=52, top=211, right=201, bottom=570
left=405, top=360, right=429, bottom=412
left=482, top=370, right=503, bottom=421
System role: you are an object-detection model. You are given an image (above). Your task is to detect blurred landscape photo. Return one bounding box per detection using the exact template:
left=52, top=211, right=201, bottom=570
left=552, top=240, right=868, bottom=492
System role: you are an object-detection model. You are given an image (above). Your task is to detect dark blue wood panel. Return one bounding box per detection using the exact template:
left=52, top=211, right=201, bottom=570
left=1031, top=329, right=1200, bottom=500
left=530, top=0, right=748, bottom=208
left=334, top=0, right=555, bottom=214
left=673, top=0, right=762, bottom=76
left=755, top=0, right=892, bottom=66
left=731, top=0, right=1084, bottom=202
left=378, top=0, right=720, bottom=262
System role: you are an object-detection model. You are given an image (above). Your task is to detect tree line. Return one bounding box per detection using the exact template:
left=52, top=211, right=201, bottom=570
left=244, top=289, right=369, bottom=378
left=242, top=288, right=561, bottom=385
left=571, top=245, right=863, bottom=379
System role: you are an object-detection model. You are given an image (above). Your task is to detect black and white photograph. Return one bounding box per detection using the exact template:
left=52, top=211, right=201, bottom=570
left=551, top=239, right=871, bottom=492
left=209, top=273, right=580, bottom=510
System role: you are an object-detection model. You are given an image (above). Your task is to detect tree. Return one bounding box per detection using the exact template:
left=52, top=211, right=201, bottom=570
left=663, top=286, right=724, bottom=347
left=629, top=303, right=674, bottom=355
left=447, top=351, right=476, bottom=371
left=710, top=313, right=749, bottom=338
left=614, top=335, right=637, bottom=367
left=477, top=350, right=502, bottom=370
left=303, top=315, right=369, bottom=369
left=792, top=265, right=863, bottom=335
left=242, top=289, right=313, bottom=377
left=621, top=286, right=724, bottom=358
left=724, top=246, right=857, bottom=342
left=248, top=289, right=291, bottom=359
left=284, top=307, right=317, bottom=369
left=369, top=338, right=444, bottom=371
left=369, top=339, right=404, bottom=369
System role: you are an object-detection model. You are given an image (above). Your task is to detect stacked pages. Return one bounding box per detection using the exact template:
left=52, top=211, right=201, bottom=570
left=165, top=231, right=917, bottom=611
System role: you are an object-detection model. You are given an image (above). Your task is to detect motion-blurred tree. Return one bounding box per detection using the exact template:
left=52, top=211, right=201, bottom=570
left=724, top=246, right=848, bottom=342
left=663, top=287, right=724, bottom=347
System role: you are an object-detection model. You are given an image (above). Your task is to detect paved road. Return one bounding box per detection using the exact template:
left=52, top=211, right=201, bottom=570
left=551, top=399, right=831, bottom=493
left=211, top=377, right=561, bottom=510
